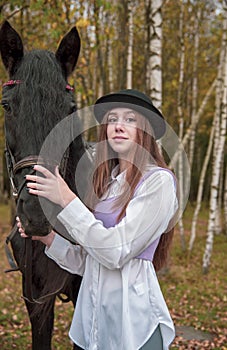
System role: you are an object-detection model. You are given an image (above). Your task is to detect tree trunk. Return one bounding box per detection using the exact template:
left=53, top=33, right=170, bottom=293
left=224, top=163, right=227, bottom=234
left=148, top=0, right=163, bottom=109
left=94, top=1, right=105, bottom=96
left=177, top=0, right=186, bottom=250
left=126, top=0, right=133, bottom=89
left=203, top=2, right=227, bottom=273
left=188, top=8, right=201, bottom=167
left=117, top=0, right=128, bottom=90
left=188, top=124, right=214, bottom=254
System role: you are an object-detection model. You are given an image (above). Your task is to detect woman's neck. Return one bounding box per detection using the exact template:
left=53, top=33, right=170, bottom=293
left=119, top=159, right=131, bottom=173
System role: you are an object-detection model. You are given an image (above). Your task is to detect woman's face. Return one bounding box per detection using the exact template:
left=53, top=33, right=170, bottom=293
left=106, top=108, right=138, bottom=158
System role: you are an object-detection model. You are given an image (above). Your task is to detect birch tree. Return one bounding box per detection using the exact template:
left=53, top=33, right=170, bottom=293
left=188, top=7, right=201, bottom=166
left=177, top=0, right=186, bottom=250
left=224, top=164, right=227, bottom=233
left=117, top=0, right=128, bottom=89
left=188, top=124, right=215, bottom=254
left=203, top=0, right=227, bottom=273
left=94, top=1, right=105, bottom=97
left=107, top=28, right=114, bottom=92
left=147, top=0, right=163, bottom=109
left=126, top=0, right=133, bottom=89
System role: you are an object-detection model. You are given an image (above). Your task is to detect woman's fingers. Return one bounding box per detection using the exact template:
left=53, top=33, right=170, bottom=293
left=34, top=165, right=53, bottom=177
left=26, top=165, right=56, bottom=198
left=24, top=164, right=74, bottom=206
left=26, top=165, right=55, bottom=183
left=26, top=174, right=47, bottom=183
left=16, top=216, right=21, bottom=227
left=16, top=216, right=28, bottom=237
left=26, top=186, right=48, bottom=198
left=27, top=182, right=46, bottom=190
left=26, top=181, right=46, bottom=197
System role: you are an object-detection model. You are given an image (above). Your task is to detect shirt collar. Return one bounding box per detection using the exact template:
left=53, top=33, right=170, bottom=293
left=111, top=165, right=127, bottom=184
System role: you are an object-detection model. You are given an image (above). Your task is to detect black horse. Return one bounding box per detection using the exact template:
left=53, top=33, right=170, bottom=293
left=0, top=21, right=91, bottom=350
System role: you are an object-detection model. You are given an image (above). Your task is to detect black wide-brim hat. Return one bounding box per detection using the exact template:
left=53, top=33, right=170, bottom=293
left=93, top=89, right=166, bottom=139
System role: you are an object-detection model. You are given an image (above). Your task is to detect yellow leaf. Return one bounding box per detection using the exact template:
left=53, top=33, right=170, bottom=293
left=76, top=18, right=90, bottom=28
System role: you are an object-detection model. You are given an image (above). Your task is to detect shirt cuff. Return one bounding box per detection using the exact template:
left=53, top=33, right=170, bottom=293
left=45, top=233, right=71, bottom=261
left=57, top=197, right=96, bottom=233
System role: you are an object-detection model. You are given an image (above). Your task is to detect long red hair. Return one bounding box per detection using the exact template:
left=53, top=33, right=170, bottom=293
left=86, top=111, right=175, bottom=271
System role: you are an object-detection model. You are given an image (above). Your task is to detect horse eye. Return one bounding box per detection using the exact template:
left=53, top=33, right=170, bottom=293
left=1, top=101, right=11, bottom=113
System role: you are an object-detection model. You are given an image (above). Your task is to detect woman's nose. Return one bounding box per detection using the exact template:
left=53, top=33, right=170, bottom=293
left=115, top=120, right=125, bottom=131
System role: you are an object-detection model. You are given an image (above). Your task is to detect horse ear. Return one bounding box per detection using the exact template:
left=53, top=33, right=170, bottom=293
left=0, top=20, right=24, bottom=76
left=55, top=27, right=81, bottom=78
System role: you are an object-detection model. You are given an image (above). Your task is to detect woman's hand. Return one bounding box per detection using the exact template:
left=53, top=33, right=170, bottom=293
left=26, top=165, right=77, bottom=207
left=16, top=217, right=55, bottom=248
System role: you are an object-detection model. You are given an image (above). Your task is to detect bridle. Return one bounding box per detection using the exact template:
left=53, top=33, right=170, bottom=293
left=3, top=79, right=74, bottom=303
left=5, top=142, right=48, bottom=199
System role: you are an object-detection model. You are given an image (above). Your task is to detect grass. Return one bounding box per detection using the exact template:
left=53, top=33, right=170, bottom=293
left=0, top=203, right=226, bottom=349
left=159, top=203, right=227, bottom=349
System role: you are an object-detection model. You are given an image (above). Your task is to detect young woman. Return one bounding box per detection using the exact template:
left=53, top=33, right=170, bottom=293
left=17, top=89, right=178, bottom=350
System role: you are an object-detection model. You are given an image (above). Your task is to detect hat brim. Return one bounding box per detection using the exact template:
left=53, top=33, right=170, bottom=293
left=93, top=94, right=166, bottom=140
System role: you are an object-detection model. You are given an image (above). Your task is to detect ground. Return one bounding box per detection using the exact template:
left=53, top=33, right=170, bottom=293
left=0, top=203, right=226, bottom=349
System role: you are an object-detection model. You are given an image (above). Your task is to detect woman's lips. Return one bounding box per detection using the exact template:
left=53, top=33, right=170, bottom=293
left=113, top=136, right=128, bottom=140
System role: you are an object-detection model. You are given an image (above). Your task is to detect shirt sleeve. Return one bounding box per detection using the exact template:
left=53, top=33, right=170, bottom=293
left=45, top=233, right=87, bottom=276
left=57, top=170, right=178, bottom=270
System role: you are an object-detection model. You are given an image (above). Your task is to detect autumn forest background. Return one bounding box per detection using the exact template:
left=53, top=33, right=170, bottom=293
left=0, top=1, right=226, bottom=349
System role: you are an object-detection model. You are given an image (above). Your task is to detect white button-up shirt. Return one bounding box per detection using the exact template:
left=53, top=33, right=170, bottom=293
left=46, top=165, right=178, bottom=350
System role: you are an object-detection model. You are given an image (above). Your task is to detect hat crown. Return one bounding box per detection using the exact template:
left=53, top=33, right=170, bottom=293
left=113, top=89, right=153, bottom=106
left=94, top=89, right=166, bottom=139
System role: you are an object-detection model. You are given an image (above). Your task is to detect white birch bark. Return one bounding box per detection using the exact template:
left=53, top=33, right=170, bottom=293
left=126, top=0, right=133, bottom=89
left=188, top=124, right=215, bottom=253
left=107, top=36, right=114, bottom=92
left=215, top=156, right=224, bottom=235
left=224, top=163, right=227, bottom=233
left=188, top=8, right=201, bottom=166
left=203, top=1, right=227, bottom=273
left=148, top=0, right=163, bottom=109
left=177, top=0, right=186, bottom=250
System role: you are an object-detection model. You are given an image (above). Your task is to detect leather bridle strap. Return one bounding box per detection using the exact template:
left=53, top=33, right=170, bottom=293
left=4, top=223, right=20, bottom=273
left=13, top=155, right=42, bottom=174
left=12, top=156, right=50, bottom=200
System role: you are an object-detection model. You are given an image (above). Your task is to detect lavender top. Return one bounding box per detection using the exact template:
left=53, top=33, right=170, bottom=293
left=93, top=168, right=175, bottom=261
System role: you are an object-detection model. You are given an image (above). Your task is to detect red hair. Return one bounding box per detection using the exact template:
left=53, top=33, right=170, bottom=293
left=86, top=112, right=175, bottom=271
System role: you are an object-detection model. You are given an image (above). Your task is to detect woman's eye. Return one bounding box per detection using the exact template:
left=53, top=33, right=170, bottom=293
left=126, top=117, right=136, bottom=123
left=1, top=101, right=11, bottom=113
left=108, top=117, right=117, bottom=123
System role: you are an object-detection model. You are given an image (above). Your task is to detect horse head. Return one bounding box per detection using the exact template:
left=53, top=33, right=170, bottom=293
left=0, top=21, right=88, bottom=236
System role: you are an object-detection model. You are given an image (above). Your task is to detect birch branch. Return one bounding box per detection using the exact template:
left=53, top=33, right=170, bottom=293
left=169, top=78, right=216, bottom=170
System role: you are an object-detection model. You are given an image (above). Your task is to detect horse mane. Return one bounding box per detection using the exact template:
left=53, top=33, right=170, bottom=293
left=12, top=50, right=76, bottom=155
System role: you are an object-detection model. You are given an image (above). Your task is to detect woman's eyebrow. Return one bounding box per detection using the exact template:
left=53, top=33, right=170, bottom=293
left=124, top=110, right=136, bottom=116
left=108, top=112, right=118, bottom=116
